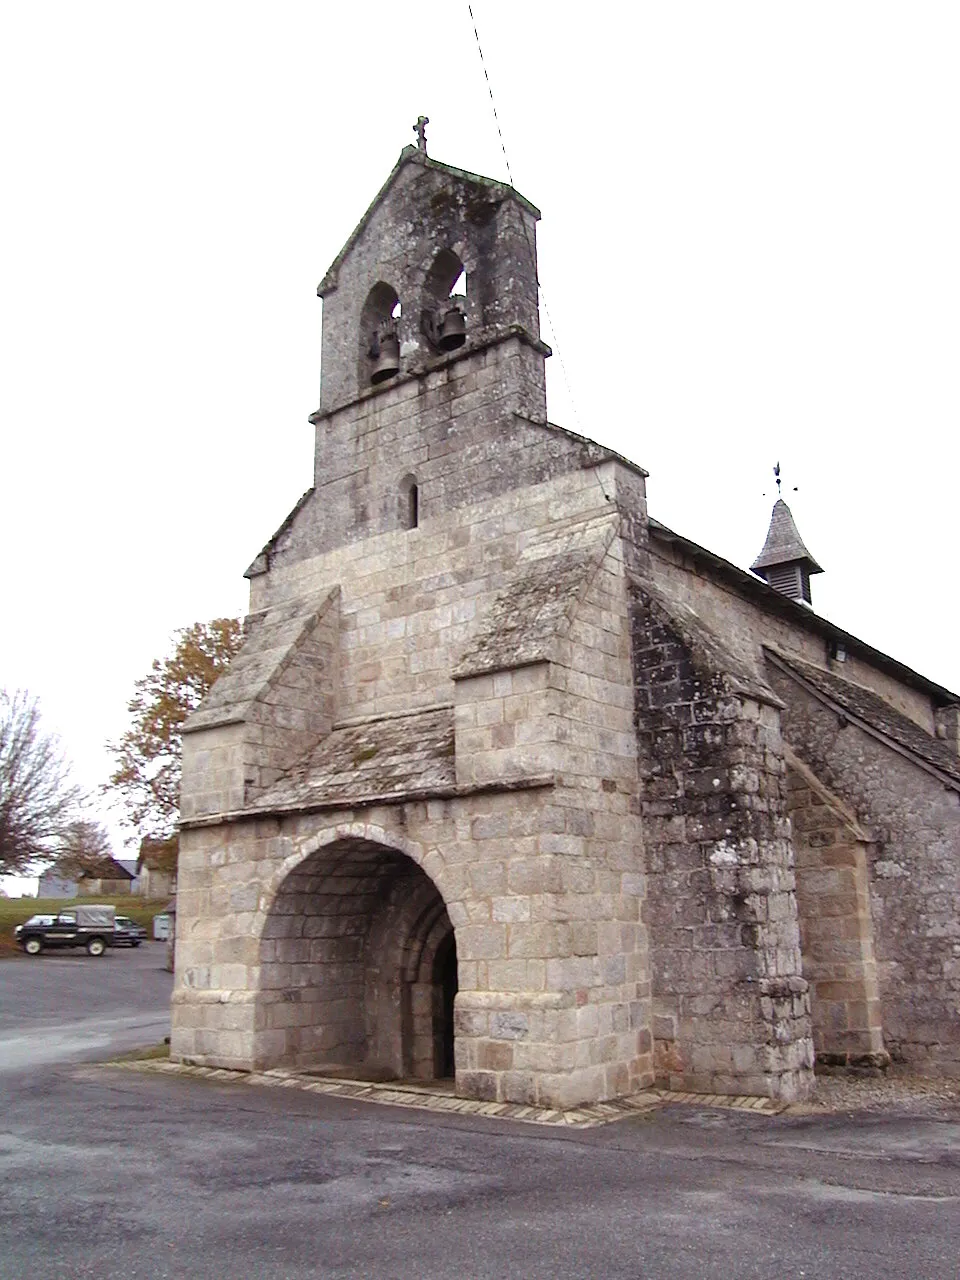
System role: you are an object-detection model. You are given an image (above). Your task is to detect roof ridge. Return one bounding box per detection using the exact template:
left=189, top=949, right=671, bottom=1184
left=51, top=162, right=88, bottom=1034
left=765, top=648, right=960, bottom=788
left=647, top=522, right=960, bottom=705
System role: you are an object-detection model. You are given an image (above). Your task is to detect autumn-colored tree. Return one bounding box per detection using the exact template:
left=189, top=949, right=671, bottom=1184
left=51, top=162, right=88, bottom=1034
left=0, top=690, right=83, bottom=875
left=50, top=818, right=114, bottom=879
left=107, top=619, right=243, bottom=842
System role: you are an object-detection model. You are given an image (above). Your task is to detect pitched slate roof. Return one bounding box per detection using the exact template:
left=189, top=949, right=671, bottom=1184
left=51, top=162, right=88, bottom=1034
left=766, top=650, right=960, bottom=787
left=77, top=856, right=135, bottom=881
left=244, top=486, right=314, bottom=579
left=751, top=499, right=823, bottom=574
left=633, top=576, right=784, bottom=709
left=453, top=514, right=618, bottom=679
left=648, top=518, right=960, bottom=706
left=183, top=589, right=337, bottom=733
left=254, top=707, right=455, bottom=811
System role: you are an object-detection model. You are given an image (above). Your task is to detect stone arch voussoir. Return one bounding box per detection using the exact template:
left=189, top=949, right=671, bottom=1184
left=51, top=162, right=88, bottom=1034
left=258, top=820, right=441, bottom=922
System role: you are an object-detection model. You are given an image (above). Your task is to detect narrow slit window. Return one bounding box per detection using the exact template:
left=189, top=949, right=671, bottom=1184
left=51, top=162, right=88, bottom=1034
left=400, top=475, right=419, bottom=530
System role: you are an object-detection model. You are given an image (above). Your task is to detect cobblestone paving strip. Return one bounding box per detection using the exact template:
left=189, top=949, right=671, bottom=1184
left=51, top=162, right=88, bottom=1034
left=103, top=1059, right=785, bottom=1126
left=657, top=1090, right=785, bottom=1114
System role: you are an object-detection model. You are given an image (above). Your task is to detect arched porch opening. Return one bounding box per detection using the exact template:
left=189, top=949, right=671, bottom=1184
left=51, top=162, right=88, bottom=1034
left=255, top=836, right=457, bottom=1080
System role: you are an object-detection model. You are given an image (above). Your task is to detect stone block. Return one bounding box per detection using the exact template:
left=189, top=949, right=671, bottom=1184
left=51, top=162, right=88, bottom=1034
left=501, top=1071, right=538, bottom=1105
left=489, top=1011, right=530, bottom=1041
left=457, top=924, right=507, bottom=961
left=458, top=1071, right=499, bottom=1102
left=477, top=1040, right=515, bottom=1071
left=492, top=896, right=531, bottom=923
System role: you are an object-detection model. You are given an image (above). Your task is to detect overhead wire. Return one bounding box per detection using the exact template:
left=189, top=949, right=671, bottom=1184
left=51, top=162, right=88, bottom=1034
left=465, top=3, right=587, bottom=443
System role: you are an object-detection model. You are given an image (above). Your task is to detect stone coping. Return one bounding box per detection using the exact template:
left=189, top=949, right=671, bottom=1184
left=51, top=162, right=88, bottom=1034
left=103, top=1059, right=784, bottom=1127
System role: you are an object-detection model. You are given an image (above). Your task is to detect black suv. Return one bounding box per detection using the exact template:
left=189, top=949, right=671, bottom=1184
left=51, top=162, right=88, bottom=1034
left=114, top=915, right=148, bottom=947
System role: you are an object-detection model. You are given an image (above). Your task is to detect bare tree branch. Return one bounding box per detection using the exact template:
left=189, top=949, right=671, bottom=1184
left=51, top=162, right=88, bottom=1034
left=0, top=690, right=83, bottom=876
left=49, top=818, right=115, bottom=879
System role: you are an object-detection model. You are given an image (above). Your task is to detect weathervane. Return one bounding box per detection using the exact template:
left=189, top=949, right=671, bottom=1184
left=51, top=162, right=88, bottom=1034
left=413, top=115, right=429, bottom=154
left=764, top=461, right=798, bottom=499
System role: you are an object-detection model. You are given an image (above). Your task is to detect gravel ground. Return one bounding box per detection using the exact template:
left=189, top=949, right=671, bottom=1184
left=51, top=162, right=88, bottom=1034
left=789, top=1069, right=960, bottom=1115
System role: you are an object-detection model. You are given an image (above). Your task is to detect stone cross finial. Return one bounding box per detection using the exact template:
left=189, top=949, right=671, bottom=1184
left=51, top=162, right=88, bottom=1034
left=413, top=115, right=429, bottom=154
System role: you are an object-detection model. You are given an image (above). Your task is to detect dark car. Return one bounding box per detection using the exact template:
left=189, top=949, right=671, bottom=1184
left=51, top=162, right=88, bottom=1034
left=14, top=906, right=116, bottom=956
left=113, top=915, right=148, bottom=947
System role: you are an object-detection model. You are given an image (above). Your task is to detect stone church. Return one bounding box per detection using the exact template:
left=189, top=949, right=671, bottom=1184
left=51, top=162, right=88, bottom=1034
left=172, top=142, right=960, bottom=1107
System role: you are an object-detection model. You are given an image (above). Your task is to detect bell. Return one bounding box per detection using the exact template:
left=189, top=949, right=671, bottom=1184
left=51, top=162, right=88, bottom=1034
left=370, top=332, right=400, bottom=384
left=437, top=304, right=466, bottom=352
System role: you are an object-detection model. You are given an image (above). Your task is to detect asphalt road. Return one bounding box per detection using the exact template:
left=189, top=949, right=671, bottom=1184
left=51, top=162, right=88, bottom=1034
left=0, top=943, right=173, bottom=1071
left=1, top=947, right=958, bottom=1279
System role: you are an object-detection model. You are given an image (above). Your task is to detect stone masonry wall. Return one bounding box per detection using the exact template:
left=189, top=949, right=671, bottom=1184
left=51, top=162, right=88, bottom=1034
left=247, top=461, right=641, bottom=724
left=769, top=666, right=960, bottom=1077
left=317, top=153, right=541, bottom=414
left=629, top=585, right=814, bottom=1100
left=649, top=539, right=939, bottom=734
left=361, top=861, right=454, bottom=1079
left=174, top=769, right=648, bottom=1109
left=254, top=336, right=611, bottom=571
left=785, top=760, right=886, bottom=1067
left=180, top=592, right=340, bottom=822
left=174, top=463, right=653, bottom=1108
left=449, top=535, right=653, bottom=1104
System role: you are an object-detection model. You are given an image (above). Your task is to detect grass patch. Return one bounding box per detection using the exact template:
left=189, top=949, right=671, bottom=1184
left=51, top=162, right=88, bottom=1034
left=109, top=1042, right=171, bottom=1063
left=0, top=895, right=171, bottom=958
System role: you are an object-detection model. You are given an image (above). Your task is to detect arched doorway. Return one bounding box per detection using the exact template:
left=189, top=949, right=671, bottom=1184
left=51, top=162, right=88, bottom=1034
left=435, top=933, right=458, bottom=1079
left=255, top=836, right=457, bottom=1081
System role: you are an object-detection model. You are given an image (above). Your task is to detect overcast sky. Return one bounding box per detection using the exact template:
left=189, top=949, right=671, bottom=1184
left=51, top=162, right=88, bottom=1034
left=2, top=2, right=958, bottom=865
